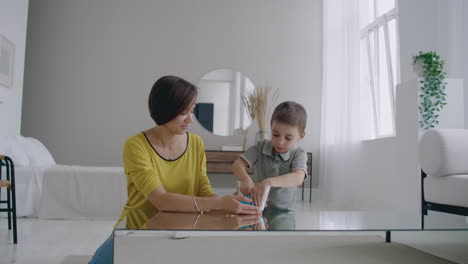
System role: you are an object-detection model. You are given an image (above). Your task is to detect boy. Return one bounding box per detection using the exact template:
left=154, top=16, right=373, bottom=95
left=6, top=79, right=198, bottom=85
left=232, top=101, right=308, bottom=211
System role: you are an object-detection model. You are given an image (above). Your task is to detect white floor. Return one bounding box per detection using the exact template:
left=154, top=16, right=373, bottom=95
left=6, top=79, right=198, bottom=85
left=1, top=201, right=468, bottom=264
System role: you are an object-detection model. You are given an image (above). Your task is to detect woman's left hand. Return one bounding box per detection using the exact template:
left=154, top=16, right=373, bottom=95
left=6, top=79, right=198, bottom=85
left=221, top=195, right=262, bottom=215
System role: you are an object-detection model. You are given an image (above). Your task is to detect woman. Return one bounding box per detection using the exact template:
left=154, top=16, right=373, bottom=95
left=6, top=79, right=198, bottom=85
left=89, top=76, right=259, bottom=264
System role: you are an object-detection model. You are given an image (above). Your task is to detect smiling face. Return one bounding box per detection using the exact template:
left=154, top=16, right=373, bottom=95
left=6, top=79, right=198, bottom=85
left=163, top=101, right=196, bottom=135
left=270, top=121, right=305, bottom=154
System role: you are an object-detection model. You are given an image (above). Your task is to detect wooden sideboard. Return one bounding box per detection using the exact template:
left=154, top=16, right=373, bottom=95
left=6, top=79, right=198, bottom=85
left=205, top=151, right=254, bottom=174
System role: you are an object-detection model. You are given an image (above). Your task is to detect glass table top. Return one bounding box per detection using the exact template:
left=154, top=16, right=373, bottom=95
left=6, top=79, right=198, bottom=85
left=114, top=203, right=468, bottom=232
left=112, top=203, right=468, bottom=264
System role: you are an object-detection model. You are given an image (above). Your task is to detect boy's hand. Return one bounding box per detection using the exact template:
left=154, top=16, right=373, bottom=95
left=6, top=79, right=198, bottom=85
left=239, top=180, right=255, bottom=196
left=251, top=180, right=271, bottom=208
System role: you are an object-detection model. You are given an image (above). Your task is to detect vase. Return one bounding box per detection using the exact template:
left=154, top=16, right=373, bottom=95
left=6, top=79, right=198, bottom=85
left=255, top=130, right=269, bottom=142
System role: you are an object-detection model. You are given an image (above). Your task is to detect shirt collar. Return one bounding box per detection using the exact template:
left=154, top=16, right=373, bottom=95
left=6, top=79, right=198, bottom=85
left=262, top=140, right=293, bottom=161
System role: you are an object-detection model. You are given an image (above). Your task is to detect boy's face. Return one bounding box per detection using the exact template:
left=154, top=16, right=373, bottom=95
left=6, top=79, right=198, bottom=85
left=270, top=121, right=305, bottom=154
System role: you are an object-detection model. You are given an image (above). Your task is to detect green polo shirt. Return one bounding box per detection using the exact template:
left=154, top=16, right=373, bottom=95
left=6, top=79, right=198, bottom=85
left=240, top=140, right=308, bottom=211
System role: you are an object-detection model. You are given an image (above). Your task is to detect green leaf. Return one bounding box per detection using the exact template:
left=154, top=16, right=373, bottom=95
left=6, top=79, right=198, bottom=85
left=416, top=51, right=446, bottom=130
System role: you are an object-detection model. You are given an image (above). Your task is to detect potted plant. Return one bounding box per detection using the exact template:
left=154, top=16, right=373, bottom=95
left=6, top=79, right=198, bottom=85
left=412, top=51, right=447, bottom=130
left=242, top=85, right=279, bottom=141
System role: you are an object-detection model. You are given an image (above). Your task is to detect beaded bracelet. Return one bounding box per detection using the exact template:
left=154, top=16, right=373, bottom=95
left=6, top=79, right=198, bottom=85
left=192, top=213, right=201, bottom=230
left=192, top=196, right=203, bottom=214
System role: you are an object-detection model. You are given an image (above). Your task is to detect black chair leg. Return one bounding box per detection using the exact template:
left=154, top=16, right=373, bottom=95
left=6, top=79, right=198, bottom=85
left=7, top=189, right=12, bottom=230
left=301, top=182, right=304, bottom=200
left=1, top=157, right=18, bottom=244
left=309, top=174, right=312, bottom=203
left=421, top=212, right=425, bottom=229
left=12, top=184, right=17, bottom=244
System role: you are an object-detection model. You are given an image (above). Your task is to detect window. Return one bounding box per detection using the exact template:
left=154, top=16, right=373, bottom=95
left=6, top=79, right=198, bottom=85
left=360, top=0, right=398, bottom=139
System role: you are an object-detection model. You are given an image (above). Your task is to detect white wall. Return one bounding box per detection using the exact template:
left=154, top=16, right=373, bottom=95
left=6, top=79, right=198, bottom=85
left=464, top=2, right=468, bottom=129
left=399, top=0, right=464, bottom=83
left=0, top=0, right=29, bottom=136
left=417, top=0, right=468, bottom=130
left=435, top=79, right=464, bottom=129
left=22, top=0, right=322, bottom=185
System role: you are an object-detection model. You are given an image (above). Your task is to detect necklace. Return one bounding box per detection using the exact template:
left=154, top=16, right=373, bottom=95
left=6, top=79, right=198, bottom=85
left=155, top=145, right=174, bottom=160
left=146, top=129, right=177, bottom=161
left=164, top=148, right=173, bottom=160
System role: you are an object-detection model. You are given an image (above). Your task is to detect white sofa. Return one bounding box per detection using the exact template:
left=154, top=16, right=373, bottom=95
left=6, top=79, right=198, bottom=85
left=38, top=164, right=126, bottom=219
left=0, top=135, right=126, bottom=219
left=419, top=129, right=468, bottom=227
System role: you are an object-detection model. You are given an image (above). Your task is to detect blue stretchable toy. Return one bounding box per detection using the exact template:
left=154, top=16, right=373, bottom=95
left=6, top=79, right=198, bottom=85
left=239, top=195, right=257, bottom=229
left=240, top=195, right=253, bottom=229
left=240, top=195, right=254, bottom=205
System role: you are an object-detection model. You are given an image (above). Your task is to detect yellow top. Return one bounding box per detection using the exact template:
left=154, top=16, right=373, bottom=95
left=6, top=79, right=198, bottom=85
left=116, top=132, right=215, bottom=229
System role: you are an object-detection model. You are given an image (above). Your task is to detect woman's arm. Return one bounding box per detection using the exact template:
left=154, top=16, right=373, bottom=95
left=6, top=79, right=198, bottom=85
left=148, top=185, right=222, bottom=212
left=148, top=185, right=261, bottom=215
left=147, top=211, right=262, bottom=230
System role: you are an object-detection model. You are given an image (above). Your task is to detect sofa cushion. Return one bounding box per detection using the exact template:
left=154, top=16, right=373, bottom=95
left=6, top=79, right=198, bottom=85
left=18, top=137, right=56, bottom=168
left=424, top=174, right=468, bottom=208
left=419, top=129, right=468, bottom=177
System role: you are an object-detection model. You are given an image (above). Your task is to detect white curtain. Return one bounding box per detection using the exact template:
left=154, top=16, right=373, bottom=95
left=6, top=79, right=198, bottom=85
left=319, top=0, right=363, bottom=209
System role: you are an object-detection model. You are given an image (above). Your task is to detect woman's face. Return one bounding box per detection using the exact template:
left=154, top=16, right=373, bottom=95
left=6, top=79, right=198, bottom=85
left=163, top=101, right=196, bottom=135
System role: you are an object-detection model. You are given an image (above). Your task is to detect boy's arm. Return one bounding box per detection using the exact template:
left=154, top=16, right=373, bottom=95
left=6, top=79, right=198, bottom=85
left=252, top=169, right=305, bottom=207
left=260, top=169, right=306, bottom=188
left=232, top=157, right=255, bottom=195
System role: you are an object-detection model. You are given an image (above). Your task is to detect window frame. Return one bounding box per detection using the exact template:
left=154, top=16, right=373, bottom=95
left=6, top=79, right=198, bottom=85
left=360, top=1, right=399, bottom=139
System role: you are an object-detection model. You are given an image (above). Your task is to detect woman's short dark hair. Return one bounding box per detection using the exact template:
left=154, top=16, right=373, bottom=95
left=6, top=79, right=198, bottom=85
left=148, top=76, right=198, bottom=125
left=270, top=101, right=307, bottom=133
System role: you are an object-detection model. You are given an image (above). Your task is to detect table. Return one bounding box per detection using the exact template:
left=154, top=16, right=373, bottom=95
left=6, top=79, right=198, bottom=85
left=112, top=207, right=468, bottom=263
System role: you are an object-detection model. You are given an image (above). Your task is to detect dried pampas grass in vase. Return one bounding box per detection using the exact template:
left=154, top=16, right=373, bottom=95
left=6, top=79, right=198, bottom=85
left=242, top=85, right=279, bottom=142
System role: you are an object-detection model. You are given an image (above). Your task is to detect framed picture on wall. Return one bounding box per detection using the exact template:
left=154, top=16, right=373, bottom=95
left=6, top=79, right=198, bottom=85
left=0, top=33, right=15, bottom=88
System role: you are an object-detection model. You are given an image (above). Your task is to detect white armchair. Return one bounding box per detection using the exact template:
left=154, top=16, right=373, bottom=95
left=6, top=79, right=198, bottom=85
left=419, top=129, right=468, bottom=228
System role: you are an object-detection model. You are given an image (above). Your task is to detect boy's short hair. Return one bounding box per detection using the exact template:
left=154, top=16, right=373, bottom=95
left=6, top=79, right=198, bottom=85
left=148, top=75, right=197, bottom=125
left=270, top=101, right=307, bottom=133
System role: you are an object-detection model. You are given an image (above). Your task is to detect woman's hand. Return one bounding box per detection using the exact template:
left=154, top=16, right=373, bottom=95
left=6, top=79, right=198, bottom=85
left=251, top=180, right=271, bottom=209
left=221, top=195, right=261, bottom=215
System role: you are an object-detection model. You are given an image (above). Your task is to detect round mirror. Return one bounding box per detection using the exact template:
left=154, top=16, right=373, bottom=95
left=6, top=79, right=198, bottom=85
left=195, top=69, right=254, bottom=136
